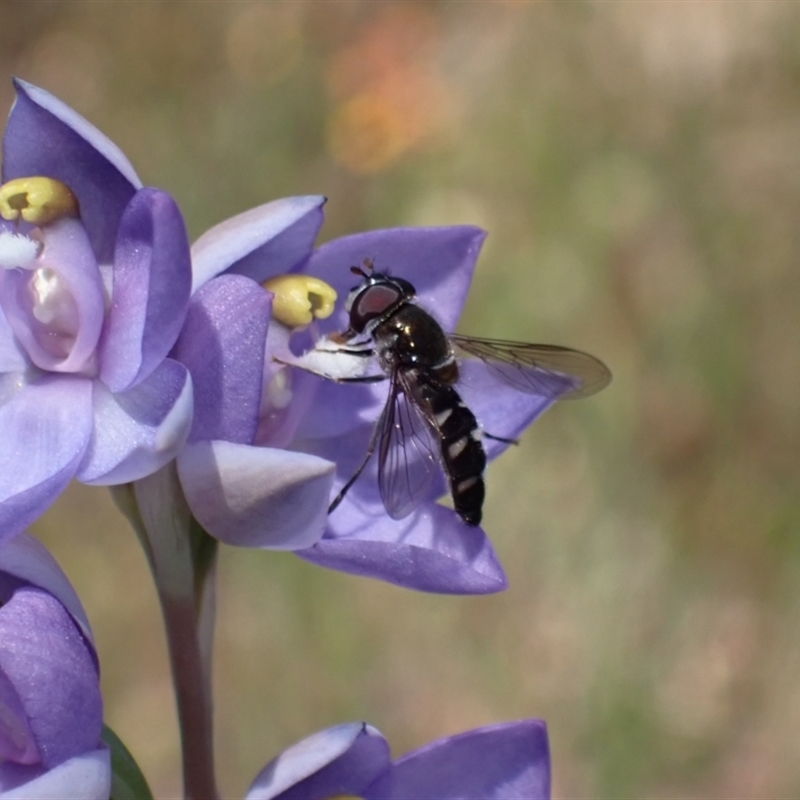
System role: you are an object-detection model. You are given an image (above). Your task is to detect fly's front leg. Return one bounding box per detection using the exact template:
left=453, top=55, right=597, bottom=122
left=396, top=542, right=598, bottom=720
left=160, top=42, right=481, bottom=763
left=273, top=344, right=386, bottom=384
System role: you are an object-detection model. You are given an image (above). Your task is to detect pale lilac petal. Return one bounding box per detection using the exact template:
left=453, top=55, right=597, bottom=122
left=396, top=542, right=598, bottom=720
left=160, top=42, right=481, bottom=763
left=190, top=196, right=325, bottom=293
left=288, top=370, right=386, bottom=442
left=177, top=441, right=334, bottom=549
left=298, top=500, right=506, bottom=594
left=0, top=216, right=103, bottom=374
left=3, top=79, right=141, bottom=264
left=0, top=306, right=25, bottom=373
left=0, top=534, right=92, bottom=644
left=0, top=668, right=37, bottom=764
left=99, top=189, right=192, bottom=392
left=302, top=226, right=486, bottom=335
left=171, top=275, right=270, bottom=444
left=0, top=748, right=110, bottom=800
left=0, top=376, right=92, bottom=543
left=246, top=724, right=389, bottom=800
left=0, top=587, right=101, bottom=768
left=77, top=359, right=192, bottom=485
left=367, top=721, right=550, bottom=800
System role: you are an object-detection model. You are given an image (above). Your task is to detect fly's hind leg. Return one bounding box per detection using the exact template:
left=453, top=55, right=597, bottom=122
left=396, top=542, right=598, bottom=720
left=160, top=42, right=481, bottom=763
left=483, top=431, right=519, bottom=446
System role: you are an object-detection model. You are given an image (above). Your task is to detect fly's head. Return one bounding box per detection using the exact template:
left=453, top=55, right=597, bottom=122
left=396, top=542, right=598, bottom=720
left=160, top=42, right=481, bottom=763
left=345, top=259, right=417, bottom=335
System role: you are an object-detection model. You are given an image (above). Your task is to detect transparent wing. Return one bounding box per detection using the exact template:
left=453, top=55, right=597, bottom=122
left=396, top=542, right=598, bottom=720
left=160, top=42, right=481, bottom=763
left=449, top=334, right=611, bottom=400
left=377, top=371, right=441, bottom=520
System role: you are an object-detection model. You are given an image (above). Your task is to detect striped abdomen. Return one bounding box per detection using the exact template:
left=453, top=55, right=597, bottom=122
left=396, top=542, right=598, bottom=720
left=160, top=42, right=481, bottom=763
left=417, top=378, right=486, bottom=526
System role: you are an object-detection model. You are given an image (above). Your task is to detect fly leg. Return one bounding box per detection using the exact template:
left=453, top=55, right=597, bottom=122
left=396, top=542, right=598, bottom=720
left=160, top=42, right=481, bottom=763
left=272, top=351, right=386, bottom=384
left=483, top=431, right=519, bottom=446
left=328, top=400, right=390, bottom=514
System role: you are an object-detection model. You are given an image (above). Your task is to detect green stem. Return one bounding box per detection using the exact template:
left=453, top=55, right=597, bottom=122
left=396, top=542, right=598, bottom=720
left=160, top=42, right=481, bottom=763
left=112, top=465, right=219, bottom=800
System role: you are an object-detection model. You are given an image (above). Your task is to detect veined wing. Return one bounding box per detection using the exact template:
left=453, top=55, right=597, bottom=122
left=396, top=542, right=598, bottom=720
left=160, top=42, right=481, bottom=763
left=377, top=370, right=441, bottom=520
left=449, top=335, right=611, bottom=400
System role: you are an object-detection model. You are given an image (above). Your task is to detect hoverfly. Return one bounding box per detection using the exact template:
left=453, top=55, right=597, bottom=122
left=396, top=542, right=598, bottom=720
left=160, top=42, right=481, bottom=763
left=295, top=261, right=611, bottom=527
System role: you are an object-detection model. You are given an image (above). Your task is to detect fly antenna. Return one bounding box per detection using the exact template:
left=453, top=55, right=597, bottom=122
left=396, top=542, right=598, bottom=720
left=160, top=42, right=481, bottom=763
left=350, top=257, right=376, bottom=280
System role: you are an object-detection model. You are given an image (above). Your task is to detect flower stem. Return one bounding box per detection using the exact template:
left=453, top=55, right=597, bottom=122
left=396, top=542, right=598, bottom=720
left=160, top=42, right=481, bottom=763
left=112, top=465, right=219, bottom=800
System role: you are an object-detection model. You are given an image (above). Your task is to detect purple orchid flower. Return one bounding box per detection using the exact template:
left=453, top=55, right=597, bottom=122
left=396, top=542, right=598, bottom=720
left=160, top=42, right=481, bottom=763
left=0, top=79, right=193, bottom=544
left=281, top=227, right=559, bottom=593
left=0, top=533, right=109, bottom=799
left=171, top=196, right=336, bottom=552
left=245, top=719, right=550, bottom=800
left=173, top=211, right=560, bottom=592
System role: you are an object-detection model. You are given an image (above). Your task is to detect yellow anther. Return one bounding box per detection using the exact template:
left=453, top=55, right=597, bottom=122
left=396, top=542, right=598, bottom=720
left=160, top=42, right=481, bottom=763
left=262, top=274, right=338, bottom=329
left=0, top=177, right=79, bottom=224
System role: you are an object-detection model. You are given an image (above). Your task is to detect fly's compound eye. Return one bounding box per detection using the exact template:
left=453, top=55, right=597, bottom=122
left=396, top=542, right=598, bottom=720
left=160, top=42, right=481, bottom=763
left=348, top=281, right=404, bottom=333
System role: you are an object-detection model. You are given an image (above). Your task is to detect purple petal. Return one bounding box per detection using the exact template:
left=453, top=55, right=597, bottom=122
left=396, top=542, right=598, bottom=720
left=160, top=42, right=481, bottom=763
left=0, top=534, right=93, bottom=645
left=177, top=441, right=334, bottom=549
left=367, top=720, right=551, bottom=800
left=0, top=376, right=92, bottom=543
left=77, top=359, right=193, bottom=485
left=255, top=357, right=325, bottom=449
left=287, top=369, right=387, bottom=443
left=457, top=359, right=559, bottom=460
left=302, top=226, right=486, bottom=335
left=0, top=747, right=110, bottom=800
left=0, top=216, right=103, bottom=374
left=246, top=723, right=389, bottom=800
left=190, top=196, right=325, bottom=293
left=0, top=587, right=101, bottom=769
left=99, top=189, right=191, bottom=392
left=0, top=273, right=26, bottom=373
left=0, top=322, right=25, bottom=373
left=171, top=275, right=270, bottom=444
left=0, top=668, right=38, bottom=764
left=298, top=500, right=507, bottom=594
left=3, top=79, right=141, bottom=264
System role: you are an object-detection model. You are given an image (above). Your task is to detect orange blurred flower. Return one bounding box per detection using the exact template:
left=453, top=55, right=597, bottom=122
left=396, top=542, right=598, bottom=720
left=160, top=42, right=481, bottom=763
left=325, top=6, right=455, bottom=174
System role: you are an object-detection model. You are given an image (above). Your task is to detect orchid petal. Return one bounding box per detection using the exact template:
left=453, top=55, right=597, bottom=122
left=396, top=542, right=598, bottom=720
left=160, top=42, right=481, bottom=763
left=77, top=358, right=192, bottom=485
left=367, top=720, right=550, bottom=800
left=99, top=189, right=191, bottom=392
left=0, top=216, right=103, bottom=374
left=288, top=370, right=387, bottom=442
left=3, top=79, right=141, bottom=264
left=177, top=441, right=334, bottom=549
left=245, top=723, right=389, bottom=800
left=303, top=226, right=486, bottom=335
left=457, top=359, right=559, bottom=459
left=0, top=376, right=92, bottom=543
left=0, top=748, right=110, bottom=800
left=298, top=500, right=507, bottom=594
left=0, top=667, right=38, bottom=764
left=0, top=534, right=93, bottom=645
left=190, top=196, right=325, bottom=293
left=171, top=274, right=270, bottom=444
left=297, top=421, right=447, bottom=526
left=0, top=587, right=101, bottom=769
left=0, top=305, right=25, bottom=373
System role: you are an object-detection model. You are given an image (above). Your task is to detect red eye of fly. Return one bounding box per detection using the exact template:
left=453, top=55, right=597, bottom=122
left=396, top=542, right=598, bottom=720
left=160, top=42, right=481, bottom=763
left=350, top=283, right=402, bottom=332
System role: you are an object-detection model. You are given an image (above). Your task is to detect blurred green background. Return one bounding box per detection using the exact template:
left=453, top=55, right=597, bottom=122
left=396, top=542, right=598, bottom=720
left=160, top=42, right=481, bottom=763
left=3, top=1, right=800, bottom=797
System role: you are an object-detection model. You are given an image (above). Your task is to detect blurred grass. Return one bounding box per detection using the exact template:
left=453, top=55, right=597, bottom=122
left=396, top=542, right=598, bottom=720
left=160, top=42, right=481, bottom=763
left=3, top=1, right=800, bottom=797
